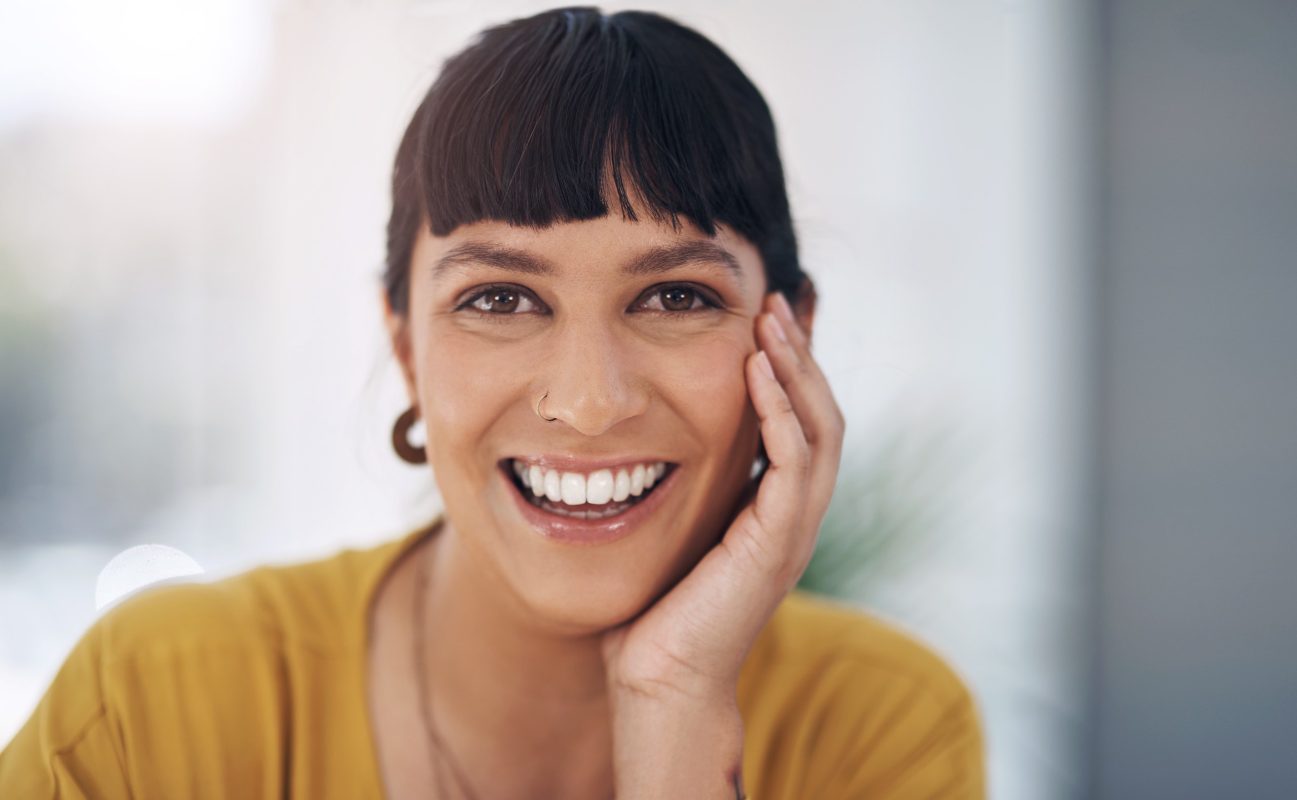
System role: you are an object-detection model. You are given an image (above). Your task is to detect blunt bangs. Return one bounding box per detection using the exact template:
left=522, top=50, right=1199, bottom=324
left=384, top=6, right=803, bottom=314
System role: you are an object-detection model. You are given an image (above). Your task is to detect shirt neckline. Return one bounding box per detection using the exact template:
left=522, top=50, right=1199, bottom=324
left=354, top=513, right=445, bottom=798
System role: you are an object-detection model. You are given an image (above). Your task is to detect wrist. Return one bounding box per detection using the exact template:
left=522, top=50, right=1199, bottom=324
left=609, top=690, right=745, bottom=800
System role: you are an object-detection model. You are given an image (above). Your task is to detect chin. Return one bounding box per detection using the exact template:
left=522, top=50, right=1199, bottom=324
left=512, top=565, right=665, bottom=636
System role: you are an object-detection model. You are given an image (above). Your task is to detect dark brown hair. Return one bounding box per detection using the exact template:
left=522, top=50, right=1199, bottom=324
left=383, top=6, right=804, bottom=315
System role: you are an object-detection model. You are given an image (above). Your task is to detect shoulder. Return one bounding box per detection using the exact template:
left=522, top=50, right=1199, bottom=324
left=749, top=590, right=974, bottom=706
left=79, top=532, right=412, bottom=721
left=1, top=530, right=416, bottom=797
left=738, top=590, right=985, bottom=798
left=96, top=535, right=392, bottom=659
left=11, top=538, right=380, bottom=731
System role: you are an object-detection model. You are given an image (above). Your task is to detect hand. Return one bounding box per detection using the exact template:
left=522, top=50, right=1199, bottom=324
left=602, top=289, right=846, bottom=704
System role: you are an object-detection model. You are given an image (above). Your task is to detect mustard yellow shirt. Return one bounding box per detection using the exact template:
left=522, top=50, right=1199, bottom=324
left=1, top=518, right=985, bottom=798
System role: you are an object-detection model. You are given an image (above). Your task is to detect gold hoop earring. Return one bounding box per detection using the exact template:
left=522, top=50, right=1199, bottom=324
left=392, top=405, right=428, bottom=464
left=536, top=391, right=557, bottom=422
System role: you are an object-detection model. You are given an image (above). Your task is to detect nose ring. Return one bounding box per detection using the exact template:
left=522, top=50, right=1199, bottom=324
left=536, top=391, right=557, bottom=422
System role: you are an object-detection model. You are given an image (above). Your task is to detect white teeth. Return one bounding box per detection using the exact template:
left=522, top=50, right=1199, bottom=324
left=511, top=460, right=667, bottom=507
left=586, top=470, right=614, bottom=504
left=560, top=472, right=586, bottom=505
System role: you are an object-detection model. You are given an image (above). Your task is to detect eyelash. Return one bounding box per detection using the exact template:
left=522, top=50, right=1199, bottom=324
left=454, top=283, right=724, bottom=318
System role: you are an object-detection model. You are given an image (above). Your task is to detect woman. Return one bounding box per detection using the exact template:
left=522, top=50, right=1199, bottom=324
left=0, top=7, right=984, bottom=798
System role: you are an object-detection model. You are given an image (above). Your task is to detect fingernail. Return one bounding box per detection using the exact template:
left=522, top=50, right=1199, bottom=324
left=756, top=350, right=775, bottom=379
left=772, top=292, right=796, bottom=325
left=764, top=312, right=788, bottom=343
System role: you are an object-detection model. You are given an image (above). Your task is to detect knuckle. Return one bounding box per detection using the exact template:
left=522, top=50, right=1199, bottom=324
left=793, top=357, right=815, bottom=381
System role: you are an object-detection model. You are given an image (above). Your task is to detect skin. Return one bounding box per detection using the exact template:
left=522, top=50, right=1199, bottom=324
left=376, top=200, right=843, bottom=799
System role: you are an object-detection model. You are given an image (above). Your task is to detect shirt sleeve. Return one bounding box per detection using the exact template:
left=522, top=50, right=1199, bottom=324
left=0, top=619, right=134, bottom=799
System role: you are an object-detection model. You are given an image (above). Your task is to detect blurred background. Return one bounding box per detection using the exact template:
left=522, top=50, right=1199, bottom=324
left=1, top=1, right=1293, bottom=798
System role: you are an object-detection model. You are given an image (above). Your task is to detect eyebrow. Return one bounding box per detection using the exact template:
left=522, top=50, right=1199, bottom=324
left=429, top=239, right=743, bottom=284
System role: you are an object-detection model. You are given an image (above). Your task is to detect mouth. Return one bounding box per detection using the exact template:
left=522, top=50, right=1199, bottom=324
left=497, top=457, right=680, bottom=544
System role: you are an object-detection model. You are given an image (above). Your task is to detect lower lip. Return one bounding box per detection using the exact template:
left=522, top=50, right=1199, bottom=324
left=502, top=464, right=679, bottom=545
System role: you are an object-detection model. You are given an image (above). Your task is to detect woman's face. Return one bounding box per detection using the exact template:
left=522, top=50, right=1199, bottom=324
left=386, top=211, right=779, bottom=633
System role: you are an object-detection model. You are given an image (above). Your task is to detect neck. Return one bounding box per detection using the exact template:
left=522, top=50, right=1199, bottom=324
left=416, top=519, right=614, bottom=798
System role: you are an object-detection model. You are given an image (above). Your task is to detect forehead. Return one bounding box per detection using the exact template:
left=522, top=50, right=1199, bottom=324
left=412, top=212, right=766, bottom=293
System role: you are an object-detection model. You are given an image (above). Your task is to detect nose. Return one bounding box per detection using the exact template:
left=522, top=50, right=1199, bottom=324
left=539, top=320, right=650, bottom=437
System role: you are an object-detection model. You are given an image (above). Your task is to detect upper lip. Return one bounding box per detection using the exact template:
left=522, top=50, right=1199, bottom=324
left=501, top=455, right=676, bottom=472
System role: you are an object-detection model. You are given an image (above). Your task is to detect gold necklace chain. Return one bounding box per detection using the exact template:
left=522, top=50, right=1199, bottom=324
left=412, top=537, right=482, bottom=800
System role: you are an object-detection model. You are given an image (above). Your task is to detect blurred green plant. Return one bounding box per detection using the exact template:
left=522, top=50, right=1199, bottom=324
left=796, top=428, right=958, bottom=603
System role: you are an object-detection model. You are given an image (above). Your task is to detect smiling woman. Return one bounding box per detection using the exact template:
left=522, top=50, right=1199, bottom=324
left=0, top=6, right=984, bottom=799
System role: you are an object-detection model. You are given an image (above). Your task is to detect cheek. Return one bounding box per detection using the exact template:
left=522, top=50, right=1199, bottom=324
left=656, top=333, right=755, bottom=446
left=412, top=329, right=521, bottom=449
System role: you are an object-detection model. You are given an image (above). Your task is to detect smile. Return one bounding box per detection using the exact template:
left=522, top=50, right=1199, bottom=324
left=498, top=457, right=680, bottom=545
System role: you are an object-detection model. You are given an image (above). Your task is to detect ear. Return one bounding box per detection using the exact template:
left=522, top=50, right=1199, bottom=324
left=790, top=276, right=818, bottom=346
left=380, top=287, right=418, bottom=407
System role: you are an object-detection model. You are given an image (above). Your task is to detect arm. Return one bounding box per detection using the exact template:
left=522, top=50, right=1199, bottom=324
left=609, top=689, right=746, bottom=800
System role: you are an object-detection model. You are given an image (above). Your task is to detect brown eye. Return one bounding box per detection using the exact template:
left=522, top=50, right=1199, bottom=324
left=660, top=286, right=695, bottom=312
left=483, top=288, right=518, bottom=312
left=638, top=284, right=717, bottom=314
left=464, top=286, right=539, bottom=314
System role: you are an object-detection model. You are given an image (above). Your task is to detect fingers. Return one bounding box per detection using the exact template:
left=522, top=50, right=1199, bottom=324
left=763, top=293, right=845, bottom=445
left=756, top=294, right=845, bottom=510
left=744, top=350, right=811, bottom=542
left=732, top=293, right=847, bottom=582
